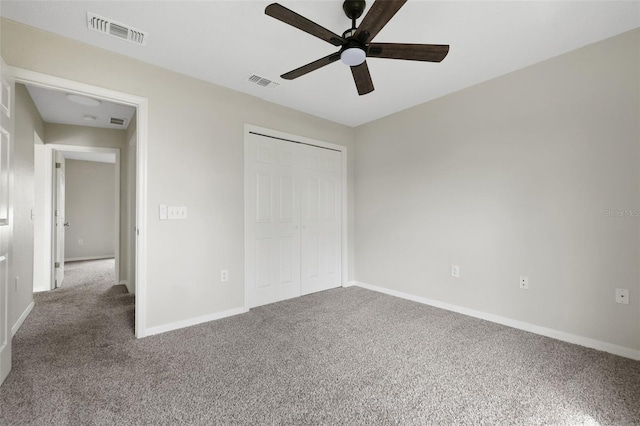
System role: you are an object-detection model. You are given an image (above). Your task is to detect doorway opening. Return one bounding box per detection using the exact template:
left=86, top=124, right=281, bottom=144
left=14, top=68, right=148, bottom=338
left=48, top=145, right=122, bottom=291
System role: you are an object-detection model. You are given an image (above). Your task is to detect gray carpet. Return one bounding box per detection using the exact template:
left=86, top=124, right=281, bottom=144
left=1, top=277, right=639, bottom=425
left=60, top=258, right=116, bottom=288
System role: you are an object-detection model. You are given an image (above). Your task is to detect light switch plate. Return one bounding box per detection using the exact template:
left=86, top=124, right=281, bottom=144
left=168, top=206, right=187, bottom=220
left=159, top=204, right=167, bottom=220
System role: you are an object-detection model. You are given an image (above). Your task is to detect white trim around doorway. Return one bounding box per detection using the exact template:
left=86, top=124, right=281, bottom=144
left=12, top=67, right=149, bottom=339
left=46, top=143, right=121, bottom=287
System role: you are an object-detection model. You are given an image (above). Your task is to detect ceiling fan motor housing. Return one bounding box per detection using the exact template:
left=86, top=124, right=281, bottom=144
left=343, top=0, right=366, bottom=20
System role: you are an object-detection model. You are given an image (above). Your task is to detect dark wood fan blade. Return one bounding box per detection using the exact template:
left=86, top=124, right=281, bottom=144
left=354, top=0, right=407, bottom=42
left=281, top=52, right=341, bottom=80
left=265, top=3, right=345, bottom=46
left=367, top=43, right=450, bottom=62
left=350, top=61, right=375, bottom=95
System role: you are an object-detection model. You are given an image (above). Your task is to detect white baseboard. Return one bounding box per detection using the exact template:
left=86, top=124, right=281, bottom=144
left=12, top=301, right=34, bottom=336
left=354, top=281, right=640, bottom=361
left=145, top=306, right=247, bottom=337
left=65, top=255, right=115, bottom=262
left=342, top=280, right=356, bottom=288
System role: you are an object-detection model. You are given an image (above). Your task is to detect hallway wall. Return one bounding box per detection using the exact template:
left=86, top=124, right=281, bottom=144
left=11, top=83, right=44, bottom=331
left=64, top=159, right=116, bottom=261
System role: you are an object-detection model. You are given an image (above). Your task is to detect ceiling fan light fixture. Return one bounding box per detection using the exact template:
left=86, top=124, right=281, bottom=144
left=340, top=47, right=366, bottom=66
left=66, top=94, right=102, bottom=107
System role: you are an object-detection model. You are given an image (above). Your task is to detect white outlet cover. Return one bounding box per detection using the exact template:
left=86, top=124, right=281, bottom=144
left=615, top=288, right=629, bottom=304
left=519, top=276, right=529, bottom=289
left=451, top=265, right=460, bottom=278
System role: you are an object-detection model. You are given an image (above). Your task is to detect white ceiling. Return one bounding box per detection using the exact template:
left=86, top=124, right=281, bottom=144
left=25, top=84, right=135, bottom=130
left=3, top=1, right=639, bottom=127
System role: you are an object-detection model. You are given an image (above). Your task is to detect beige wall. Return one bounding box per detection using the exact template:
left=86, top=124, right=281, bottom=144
left=11, top=83, right=44, bottom=328
left=1, top=18, right=355, bottom=329
left=64, top=159, right=116, bottom=261
left=354, top=29, right=640, bottom=351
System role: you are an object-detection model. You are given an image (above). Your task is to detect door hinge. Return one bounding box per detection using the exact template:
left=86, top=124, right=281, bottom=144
left=55, top=262, right=60, bottom=268
left=55, top=210, right=59, bottom=217
left=55, top=162, right=62, bottom=168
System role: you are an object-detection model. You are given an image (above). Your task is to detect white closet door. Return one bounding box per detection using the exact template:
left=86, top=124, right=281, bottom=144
left=300, top=145, right=342, bottom=295
left=245, top=133, right=301, bottom=308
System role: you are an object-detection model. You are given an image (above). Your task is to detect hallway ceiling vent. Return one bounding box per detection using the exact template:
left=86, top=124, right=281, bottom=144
left=248, top=74, right=280, bottom=89
left=110, top=117, right=126, bottom=126
left=87, top=13, right=148, bottom=46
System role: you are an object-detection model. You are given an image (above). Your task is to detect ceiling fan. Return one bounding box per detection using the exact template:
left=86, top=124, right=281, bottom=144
left=265, top=0, right=450, bottom=96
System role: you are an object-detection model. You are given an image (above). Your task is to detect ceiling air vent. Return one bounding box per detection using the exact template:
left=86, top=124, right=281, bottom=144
left=110, top=117, right=126, bottom=126
left=87, top=13, right=148, bottom=46
left=248, top=74, right=279, bottom=89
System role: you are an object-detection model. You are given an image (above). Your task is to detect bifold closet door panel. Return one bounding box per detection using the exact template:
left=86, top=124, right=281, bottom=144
left=300, top=145, right=342, bottom=296
left=246, top=133, right=302, bottom=308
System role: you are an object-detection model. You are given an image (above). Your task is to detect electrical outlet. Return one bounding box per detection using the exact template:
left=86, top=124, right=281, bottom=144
left=78, top=239, right=83, bottom=245
left=451, top=265, right=460, bottom=278
left=220, top=270, right=229, bottom=283
left=615, top=288, right=629, bottom=304
left=519, top=276, right=529, bottom=290
left=168, top=206, right=188, bottom=220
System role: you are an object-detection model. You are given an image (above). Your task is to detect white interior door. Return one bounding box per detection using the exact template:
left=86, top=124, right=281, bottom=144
left=300, top=145, right=342, bottom=295
left=245, top=131, right=342, bottom=309
left=53, top=151, right=66, bottom=288
left=0, top=56, right=15, bottom=385
left=245, top=132, right=301, bottom=308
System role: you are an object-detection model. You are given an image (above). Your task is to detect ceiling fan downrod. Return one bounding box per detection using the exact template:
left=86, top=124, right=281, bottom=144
left=342, top=0, right=366, bottom=37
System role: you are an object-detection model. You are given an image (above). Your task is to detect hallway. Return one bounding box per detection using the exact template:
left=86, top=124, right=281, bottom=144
left=61, top=258, right=117, bottom=288
left=0, top=259, right=134, bottom=423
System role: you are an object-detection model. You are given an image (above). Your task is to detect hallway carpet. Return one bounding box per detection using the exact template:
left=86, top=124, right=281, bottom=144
left=1, top=281, right=639, bottom=424
left=61, top=258, right=116, bottom=288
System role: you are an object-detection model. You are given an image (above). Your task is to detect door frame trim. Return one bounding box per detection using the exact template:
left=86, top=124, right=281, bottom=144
left=243, top=124, right=349, bottom=311
left=47, top=144, right=121, bottom=288
left=12, top=66, right=149, bottom=338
